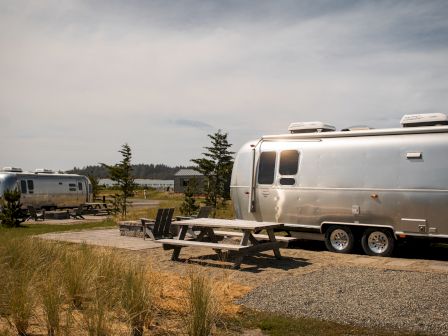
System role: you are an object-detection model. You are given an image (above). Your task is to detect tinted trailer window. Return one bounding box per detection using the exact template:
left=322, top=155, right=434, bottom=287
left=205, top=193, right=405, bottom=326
left=258, top=151, right=276, bottom=185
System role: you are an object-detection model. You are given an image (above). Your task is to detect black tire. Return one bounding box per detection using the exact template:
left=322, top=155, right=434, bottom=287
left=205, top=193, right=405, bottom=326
left=324, top=225, right=355, bottom=254
left=361, top=228, right=395, bottom=257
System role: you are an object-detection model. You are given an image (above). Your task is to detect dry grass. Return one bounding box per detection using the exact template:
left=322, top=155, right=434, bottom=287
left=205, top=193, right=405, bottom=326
left=0, top=237, right=250, bottom=336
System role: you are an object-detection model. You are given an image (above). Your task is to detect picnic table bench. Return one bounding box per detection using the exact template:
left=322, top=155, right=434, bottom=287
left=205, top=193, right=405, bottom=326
left=157, top=218, right=286, bottom=269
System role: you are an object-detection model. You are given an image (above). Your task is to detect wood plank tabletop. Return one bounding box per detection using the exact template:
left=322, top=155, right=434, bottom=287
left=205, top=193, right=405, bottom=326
left=173, top=218, right=284, bottom=230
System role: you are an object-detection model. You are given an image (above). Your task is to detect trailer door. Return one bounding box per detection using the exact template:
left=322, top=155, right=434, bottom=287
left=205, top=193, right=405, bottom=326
left=256, top=151, right=277, bottom=222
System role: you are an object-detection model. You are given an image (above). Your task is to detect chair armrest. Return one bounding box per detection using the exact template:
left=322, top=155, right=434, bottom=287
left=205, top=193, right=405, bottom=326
left=140, top=218, right=155, bottom=224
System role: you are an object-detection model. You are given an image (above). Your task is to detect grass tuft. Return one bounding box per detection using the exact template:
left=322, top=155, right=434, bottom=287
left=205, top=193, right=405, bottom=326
left=185, top=269, right=219, bottom=336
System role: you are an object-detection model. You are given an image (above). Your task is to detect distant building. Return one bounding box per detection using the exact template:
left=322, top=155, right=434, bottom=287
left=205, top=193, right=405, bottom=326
left=173, top=169, right=205, bottom=193
left=99, top=178, right=174, bottom=191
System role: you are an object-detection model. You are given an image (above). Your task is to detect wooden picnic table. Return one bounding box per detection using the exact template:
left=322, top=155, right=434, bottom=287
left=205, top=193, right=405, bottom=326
left=157, top=218, right=285, bottom=269
left=82, top=202, right=112, bottom=215
left=84, top=202, right=109, bottom=209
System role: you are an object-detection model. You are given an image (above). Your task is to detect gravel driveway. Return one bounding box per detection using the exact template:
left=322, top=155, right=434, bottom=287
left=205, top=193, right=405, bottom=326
left=238, top=267, right=448, bottom=335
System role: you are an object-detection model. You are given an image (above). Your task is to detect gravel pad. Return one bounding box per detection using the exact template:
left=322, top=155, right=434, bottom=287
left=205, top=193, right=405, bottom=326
left=238, top=267, right=448, bottom=335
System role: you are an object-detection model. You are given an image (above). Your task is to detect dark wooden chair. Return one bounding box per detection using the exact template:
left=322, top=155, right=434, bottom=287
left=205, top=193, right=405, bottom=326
left=187, top=206, right=214, bottom=238
left=141, top=208, right=174, bottom=241
left=27, top=206, right=45, bottom=221
left=69, top=205, right=85, bottom=219
left=193, top=206, right=214, bottom=219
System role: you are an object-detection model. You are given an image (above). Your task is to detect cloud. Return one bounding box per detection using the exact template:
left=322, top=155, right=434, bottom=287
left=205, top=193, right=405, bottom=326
left=170, top=119, right=213, bottom=130
left=0, top=1, right=447, bottom=170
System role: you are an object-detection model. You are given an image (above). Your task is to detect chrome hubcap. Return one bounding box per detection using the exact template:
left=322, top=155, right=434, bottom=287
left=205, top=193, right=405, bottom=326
left=330, top=229, right=350, bottom=251
left=368, top=231, right=389, bottom=254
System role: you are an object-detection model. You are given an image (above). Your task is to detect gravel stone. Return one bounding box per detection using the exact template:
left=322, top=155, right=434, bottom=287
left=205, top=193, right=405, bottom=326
left=238, top=267, right=448, bottom=335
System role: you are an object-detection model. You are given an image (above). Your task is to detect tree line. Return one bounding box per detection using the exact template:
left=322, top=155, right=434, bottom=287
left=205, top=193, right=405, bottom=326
left=67, top=163, right=192, bottom=180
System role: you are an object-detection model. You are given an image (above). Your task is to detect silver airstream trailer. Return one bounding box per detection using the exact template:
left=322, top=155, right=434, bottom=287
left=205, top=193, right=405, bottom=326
left=0, top=167, right=92, bottom=210
left=230, top=113, right=448, bottom=257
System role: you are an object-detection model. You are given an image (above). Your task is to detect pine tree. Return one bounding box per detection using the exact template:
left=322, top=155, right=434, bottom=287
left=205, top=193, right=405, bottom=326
left=180, top=178, right=200, bottom=216
left=0, top=189, right=25, bottom=227
left=87, top=174, right=101, bottom=200
left=191, top=130, right=234, bottom=208
left=101, top=143, right=136, bottom=218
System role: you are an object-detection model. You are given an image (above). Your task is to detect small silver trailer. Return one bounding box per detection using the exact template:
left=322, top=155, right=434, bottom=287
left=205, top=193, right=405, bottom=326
left=230, top=113, right=448, bottom=256
left=0, top=167, right=92, bottom=210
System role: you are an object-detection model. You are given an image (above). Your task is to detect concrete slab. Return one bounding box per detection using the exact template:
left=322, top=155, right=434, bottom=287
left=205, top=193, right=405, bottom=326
left=38, top=228, right=161, bottom=250
left=27, top=215, right=107, bottom=225
left=385, top=259, right=417, bottom=267
left=427, top=263, right=448, bottom=272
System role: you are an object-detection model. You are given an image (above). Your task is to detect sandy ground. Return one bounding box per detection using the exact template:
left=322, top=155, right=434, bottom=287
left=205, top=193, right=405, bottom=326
left=37, top=228, right=448, bottom=288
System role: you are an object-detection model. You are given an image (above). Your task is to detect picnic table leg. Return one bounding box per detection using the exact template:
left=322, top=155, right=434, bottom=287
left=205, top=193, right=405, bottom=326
left=266, top=228, right=282, bottom=260
left=205, top=228, right=227, bottom=259
left=171, top=225, right=188, bottom=261
left=232, top=230, right=252, bottom=269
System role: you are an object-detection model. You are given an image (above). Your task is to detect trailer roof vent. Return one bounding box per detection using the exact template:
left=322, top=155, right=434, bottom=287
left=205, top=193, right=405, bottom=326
left=288, top=121, right=336, bottom=134
left=341, top=125, right=374, bottom=131
left=400, top=113, right=448, bottom=127
left=2, top=167, right=23, bottom=172
left=34, top=168, right=54, bottom=174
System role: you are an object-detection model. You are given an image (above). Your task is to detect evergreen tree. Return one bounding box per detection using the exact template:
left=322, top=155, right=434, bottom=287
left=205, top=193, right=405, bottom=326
left=101, top=143, right=136, bottom=218
left=0, top=189, right=25, bottom=227
left=191, top=130, right=234, bottom=208
left=87, top=174, right=101, bottom=200
left=179, top=178, right=200, bottom=216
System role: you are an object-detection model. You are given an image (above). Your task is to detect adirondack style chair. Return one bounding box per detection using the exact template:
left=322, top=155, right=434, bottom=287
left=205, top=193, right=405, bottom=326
left=69, top=205, right=85, bottom=219
left=186, top=206, right=214, bottom=238
left=193, top=206, right=214, bottom=219
left=27, top=206, right=45, bottom=221
left=141, top=208, right=174, bottom=241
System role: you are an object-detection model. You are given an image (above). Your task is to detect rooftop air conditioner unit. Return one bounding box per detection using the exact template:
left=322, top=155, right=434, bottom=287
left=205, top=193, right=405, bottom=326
left=2, top=167, right=23, bottom=172
left=400, top=113, right=448, bottom=127
left=34, top=168, right=55, bottom=174
left=288, top=121, right=336, bottom=134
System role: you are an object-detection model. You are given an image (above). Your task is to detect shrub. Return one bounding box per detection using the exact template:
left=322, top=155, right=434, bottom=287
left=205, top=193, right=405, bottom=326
left=180, top=179, right=199, bottom=216
left=0, top=189, right=25, bottom=228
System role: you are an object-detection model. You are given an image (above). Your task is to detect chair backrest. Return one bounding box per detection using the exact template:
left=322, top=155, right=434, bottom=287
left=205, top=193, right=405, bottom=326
left=152, top=208, right=174, bottom=237
left=197, top=206, right=213, bottom=218
left=76, top=204, right=85, bottom=215
left=27, top=205, right=37, bottom=219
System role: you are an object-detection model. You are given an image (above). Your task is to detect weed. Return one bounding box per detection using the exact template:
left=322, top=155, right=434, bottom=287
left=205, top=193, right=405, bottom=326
left=38, top=266, right=65, bottom=336
left=185, top=269, right=219, bottom=336
left=120, top=262, right=159, bottom=336
left=61, top=244, right=95, bottom=309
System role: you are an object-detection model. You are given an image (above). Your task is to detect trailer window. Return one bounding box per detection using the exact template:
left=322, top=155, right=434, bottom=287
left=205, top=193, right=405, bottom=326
left=27, top=180, right=34, bottom=194
left=279, top=150, right=299, bottom=175
left=21, top=180, right=27, bottom=193
left=78, top=182, right=83, bottom=191
left=258, top=151, right=276, bottom=185
left=69, top=183, right=77, bottom=192
left=280, top=178, right=295, bottom=185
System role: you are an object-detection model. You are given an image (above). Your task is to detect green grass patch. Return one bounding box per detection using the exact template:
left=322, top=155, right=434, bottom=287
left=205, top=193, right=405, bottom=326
left=0, top=219, right=116, bottom=239
left=230, top=310, right=426, bottom=336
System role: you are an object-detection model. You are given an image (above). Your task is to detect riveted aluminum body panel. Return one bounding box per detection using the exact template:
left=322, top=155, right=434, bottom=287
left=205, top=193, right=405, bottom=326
left=230, top=129, right=448, bottom=238
left=0, top=172, right=92, bottom=209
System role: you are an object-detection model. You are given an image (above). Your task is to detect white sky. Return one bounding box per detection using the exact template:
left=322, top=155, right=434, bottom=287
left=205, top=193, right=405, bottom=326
left=1, top=0, right=447, bottom=171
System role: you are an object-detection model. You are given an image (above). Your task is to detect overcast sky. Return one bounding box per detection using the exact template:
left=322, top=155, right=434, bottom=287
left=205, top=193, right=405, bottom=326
left=1, top=0, right=447, bottom=171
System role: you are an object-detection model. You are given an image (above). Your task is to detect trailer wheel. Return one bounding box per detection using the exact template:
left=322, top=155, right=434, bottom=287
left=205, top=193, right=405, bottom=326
left=324, top=225, right=355, bottom=254
left=361, top=228, right=395, bottom=257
